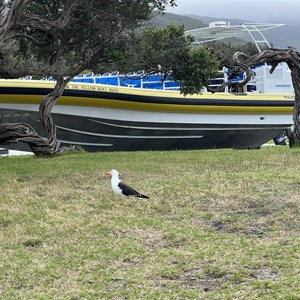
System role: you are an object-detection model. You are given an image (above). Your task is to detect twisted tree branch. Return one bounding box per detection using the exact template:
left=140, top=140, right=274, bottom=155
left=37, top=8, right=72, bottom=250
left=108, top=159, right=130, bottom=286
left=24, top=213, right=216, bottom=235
left=0, top=77, right=71, bottom=156
left=211, top=48, right=300, bottom=146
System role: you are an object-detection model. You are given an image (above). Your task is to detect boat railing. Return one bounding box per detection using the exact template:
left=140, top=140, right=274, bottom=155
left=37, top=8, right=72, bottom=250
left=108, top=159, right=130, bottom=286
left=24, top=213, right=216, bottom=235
left=71, top=72, right=181, bottom=90
left=19, top=70, right=256, bottom=93
left=71, top=68, right=261, bottom=93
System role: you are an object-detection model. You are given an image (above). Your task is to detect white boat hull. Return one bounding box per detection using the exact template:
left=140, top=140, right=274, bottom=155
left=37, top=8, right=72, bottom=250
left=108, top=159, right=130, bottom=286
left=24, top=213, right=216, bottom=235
left=0, top=80, right=294, bottom=151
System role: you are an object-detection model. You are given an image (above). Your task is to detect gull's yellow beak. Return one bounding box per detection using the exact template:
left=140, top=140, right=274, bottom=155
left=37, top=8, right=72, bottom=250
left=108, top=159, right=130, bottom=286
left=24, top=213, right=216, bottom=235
left=106, top=171, right=111, bottom=177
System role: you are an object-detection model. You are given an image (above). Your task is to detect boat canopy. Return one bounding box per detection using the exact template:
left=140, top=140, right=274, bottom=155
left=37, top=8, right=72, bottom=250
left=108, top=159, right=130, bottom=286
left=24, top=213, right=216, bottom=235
left=185, top=22, right=285, bottom=52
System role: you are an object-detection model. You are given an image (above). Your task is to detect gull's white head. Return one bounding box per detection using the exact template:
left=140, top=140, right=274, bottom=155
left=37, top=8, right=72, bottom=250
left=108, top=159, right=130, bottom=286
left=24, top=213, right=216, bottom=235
left=106, top=169, right=119, bottom=178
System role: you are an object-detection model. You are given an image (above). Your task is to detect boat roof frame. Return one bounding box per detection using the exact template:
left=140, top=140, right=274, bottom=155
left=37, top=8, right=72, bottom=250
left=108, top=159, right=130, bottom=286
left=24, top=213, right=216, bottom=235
left=185, top=23, right=285, bottom=52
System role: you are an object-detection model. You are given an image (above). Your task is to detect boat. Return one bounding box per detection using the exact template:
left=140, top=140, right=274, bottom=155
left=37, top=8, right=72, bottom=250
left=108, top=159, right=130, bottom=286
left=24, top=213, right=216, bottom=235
left=0, top=22, right=295, bottom=152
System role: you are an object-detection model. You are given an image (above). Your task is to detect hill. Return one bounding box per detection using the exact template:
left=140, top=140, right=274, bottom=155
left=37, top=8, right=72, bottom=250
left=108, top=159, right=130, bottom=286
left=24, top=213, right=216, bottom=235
left=144, top=12, right=205, bottom=30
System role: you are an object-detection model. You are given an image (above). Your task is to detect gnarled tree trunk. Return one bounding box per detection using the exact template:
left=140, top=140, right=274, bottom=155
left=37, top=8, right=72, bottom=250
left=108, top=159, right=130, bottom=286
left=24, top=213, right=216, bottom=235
left=0, top=77, right=71, bottom=156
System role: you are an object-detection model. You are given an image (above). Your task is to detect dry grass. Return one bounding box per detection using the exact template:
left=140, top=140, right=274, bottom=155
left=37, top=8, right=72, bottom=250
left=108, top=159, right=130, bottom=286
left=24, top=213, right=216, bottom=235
left=1, top=147, right=300, bottom=299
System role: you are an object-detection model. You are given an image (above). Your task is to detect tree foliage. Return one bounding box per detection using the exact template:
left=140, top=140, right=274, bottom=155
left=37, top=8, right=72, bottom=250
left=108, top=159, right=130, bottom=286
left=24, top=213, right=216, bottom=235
left=125, top=24, right=219, bottom=95
left=0, top=0, right=176, bottom=79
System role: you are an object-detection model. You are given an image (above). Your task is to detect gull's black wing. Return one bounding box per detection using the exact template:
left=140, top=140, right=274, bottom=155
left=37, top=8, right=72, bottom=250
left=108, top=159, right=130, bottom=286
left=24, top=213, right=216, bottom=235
left=118, top=182, right=149, bottom=199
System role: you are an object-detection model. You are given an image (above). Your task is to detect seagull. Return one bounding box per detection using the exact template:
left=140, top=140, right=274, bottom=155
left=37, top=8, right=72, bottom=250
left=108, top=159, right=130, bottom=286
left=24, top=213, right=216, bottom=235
left=106, top=169, right=149, bottom=199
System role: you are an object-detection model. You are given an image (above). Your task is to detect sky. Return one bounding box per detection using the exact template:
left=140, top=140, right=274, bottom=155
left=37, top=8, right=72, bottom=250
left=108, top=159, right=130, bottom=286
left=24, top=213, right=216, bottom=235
left=166, top=0, right=300, bottom=24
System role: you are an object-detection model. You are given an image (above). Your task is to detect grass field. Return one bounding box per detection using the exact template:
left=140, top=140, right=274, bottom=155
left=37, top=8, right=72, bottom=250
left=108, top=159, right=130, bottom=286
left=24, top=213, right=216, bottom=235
left=1, top=147, right=300, bottom=299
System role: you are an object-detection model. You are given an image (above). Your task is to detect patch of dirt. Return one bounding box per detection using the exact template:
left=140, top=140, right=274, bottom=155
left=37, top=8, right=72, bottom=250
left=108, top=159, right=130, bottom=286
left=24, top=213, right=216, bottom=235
left=250, top=266, right=278, bottom=280
left=193, top=217, right=229, bottom=232
left=194, top=217, right=268, bottom=236
left=179, top=269, right=224, bottom=292
left=239, top=222, right=267, bottom=236
left=152, top=267, right=227, bottom=292
left=288, top=182, right=300, bottom=187
left=111, top=228, right=171, bottom=250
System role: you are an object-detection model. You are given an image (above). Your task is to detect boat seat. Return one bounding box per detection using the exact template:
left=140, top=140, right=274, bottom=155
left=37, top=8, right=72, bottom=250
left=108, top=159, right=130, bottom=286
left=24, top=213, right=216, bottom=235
left=85, top=72, right=94, bottom=77
left=125, top=84, right=137, bottom=88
